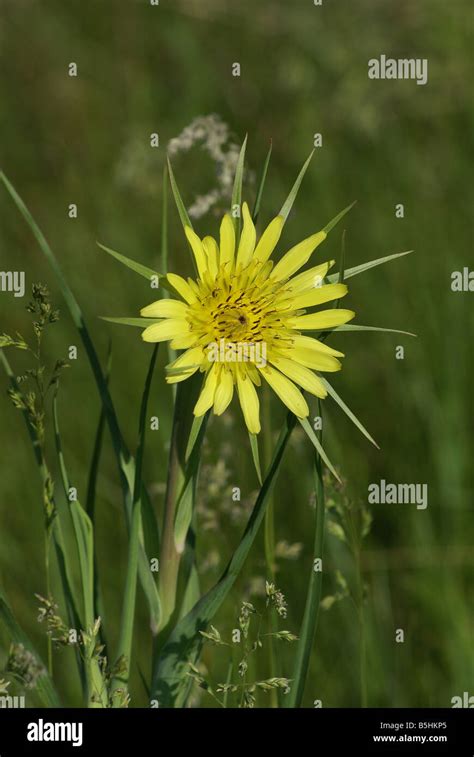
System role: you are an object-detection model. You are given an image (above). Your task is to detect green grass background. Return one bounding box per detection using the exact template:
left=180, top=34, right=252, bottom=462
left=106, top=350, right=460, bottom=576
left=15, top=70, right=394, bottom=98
left=0, top=0, right=472, bottom=707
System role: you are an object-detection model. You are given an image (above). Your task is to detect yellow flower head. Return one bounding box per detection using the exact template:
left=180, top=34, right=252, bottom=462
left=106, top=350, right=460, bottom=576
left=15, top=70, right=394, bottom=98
left=140, top=202, right=354, bottom=434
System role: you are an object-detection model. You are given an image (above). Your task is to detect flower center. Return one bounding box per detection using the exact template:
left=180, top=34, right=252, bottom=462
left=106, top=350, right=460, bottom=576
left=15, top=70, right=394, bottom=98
left=211, top=298, right=262, bottom=342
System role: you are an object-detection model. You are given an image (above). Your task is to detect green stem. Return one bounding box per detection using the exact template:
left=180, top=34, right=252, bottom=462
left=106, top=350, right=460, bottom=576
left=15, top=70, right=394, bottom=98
left=286, top=403, right=326, bottom=708
left=262, top=385, right=278, bottom=707
left=158, top=412, right=185, bottom=630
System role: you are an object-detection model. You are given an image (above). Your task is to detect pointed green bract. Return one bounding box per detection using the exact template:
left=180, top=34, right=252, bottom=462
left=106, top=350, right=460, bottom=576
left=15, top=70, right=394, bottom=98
left=323, top=200, right=357, bottom=235
left=231, top=134, right=248, bottom=238
left=333, top=324, right=417, bottom=337
left=100, top=316, right=161, bottom=328
left=298, top=417, right=341, bottom=482
left=167, top=156, right=193, bottom=230
left=327, top=250, right=413, bottom=283
left=252, top=140, right=272, bottom=223
left=321, top=377, right=379, bottom=448
left=97, top=242, right=160, bottom=280
left=279, top=150, right=314, bottom=221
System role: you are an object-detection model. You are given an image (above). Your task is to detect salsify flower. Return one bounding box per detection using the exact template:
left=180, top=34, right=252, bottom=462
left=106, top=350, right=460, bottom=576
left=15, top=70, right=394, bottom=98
left=140, top=202, right=354, bottom=434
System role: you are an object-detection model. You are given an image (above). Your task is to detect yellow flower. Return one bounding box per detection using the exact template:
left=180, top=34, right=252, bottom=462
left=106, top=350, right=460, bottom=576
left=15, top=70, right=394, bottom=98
left=140, top=202, right=354, bottom=434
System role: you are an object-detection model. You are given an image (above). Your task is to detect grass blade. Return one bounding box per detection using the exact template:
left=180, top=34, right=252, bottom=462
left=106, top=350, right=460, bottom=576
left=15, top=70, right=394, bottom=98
left=0, top=172, right=161, bottom=633
left=0, top=349, right=85, bottom=692
left=151, top=412, right=297, bottom=707
left=252, top=140, right=272, bottom=223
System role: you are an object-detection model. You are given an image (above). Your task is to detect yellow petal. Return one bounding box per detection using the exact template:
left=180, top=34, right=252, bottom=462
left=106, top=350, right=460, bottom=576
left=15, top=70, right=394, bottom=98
left=170, top=332, right=198, bottom=350
left=140, top=299, right=188, bottom=318
left=291, top=334, right=344, bottom=358
left=166, top=346, right=204, bottom=383
left=236, top=370, right=261, bottom=434
left=275, top=345, right=341, bottom=372
left=258, top=364, right=309, bottom=418
left=167, top=346, right=205, bottom=372
left=268, top=355, right=328, bottom=397
left=166, top=272, right=197, bottom=304
left=194, top=365, right=219, bottom=416
left=142, top=319, right=189, bottom=343
left=236, top=202, right=256, bottom=268
left=288, top=309, right=355, bottom=330
left=287, top=283, right=348, bottom=310
left=253, top=215, right=284, bottom=263
left=202, top=235, right=219, bottom=279
left=283, top=261, right=334, bottom=294
left=219, top=213, right=235, bottom=268
left=271, top=231, right=326, bottom=281
left=213, top=368, right=234, bottom=415
left=185, top=226, right=207, bottom=279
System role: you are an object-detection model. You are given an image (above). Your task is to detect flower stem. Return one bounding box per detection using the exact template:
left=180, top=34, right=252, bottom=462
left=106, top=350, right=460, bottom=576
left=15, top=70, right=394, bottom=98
left=262, top=385, right=278, bottom=707
left=286, top=403, right=326, bottom=708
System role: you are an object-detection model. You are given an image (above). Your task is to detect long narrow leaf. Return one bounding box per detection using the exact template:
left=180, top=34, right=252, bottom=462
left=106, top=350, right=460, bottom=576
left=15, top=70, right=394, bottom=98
left=151, top=412, right=297, bottom=707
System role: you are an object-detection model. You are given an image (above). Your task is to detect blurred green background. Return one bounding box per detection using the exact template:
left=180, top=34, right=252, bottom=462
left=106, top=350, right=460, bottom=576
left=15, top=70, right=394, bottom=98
left=0, top=0, right=472, bottom=707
